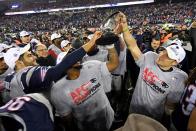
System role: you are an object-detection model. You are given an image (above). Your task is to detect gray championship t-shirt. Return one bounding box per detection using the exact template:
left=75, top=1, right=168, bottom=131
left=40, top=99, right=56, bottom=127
left=50, top=60, right=114, bottom=131
left=130, top=51, right=188, bottom=120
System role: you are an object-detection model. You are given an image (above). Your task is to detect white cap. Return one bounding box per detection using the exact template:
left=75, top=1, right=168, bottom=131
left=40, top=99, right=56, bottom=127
left=87, top=34, right=94, bottom=40
left=56, top=51, right=68, bottom=65
left=20, top=31, right=30, bottom=37
left=3, top=44, right=31, bottom=69
left=0, top=43, right=13, bottom=52
left=30, top=38, right=40, bottom=44
left=51, top=33, right=61, bottom=41
left=61, top=40, right=70, bottom=48
left=165, top=39, right=186, bottom=63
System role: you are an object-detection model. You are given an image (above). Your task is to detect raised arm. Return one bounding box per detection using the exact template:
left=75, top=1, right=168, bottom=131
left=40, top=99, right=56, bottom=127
left=118, top=12, right=142, bottom=61
left=106, top=44, right=119, bottom=72
left=46, top=31, right=103, bottom=82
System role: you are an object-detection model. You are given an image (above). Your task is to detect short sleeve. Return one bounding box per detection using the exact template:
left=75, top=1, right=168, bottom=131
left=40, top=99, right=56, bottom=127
left=135, top=51, right=157, bottom=68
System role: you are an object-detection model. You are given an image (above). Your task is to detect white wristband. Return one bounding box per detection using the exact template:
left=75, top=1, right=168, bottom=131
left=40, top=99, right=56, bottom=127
left=106, top=44, right=114, bottom=49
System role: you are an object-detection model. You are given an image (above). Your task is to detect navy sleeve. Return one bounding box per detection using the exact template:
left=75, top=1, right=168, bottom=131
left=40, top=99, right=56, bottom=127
left=24, top=48, right=86, bottom=93
left=46, top=47, right=86, bottom=82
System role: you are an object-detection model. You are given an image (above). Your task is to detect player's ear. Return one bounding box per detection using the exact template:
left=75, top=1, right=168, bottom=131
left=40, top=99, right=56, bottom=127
left=16, top=60, right=23, bottom=65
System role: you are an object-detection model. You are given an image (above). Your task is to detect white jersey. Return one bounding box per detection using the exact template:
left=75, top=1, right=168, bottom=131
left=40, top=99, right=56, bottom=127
left=50, top=60, right=114, bottom=131
left=112, top=47, right=127, bottom=75
left=82, top=48, right=108, bottom=62
left=83, top=45, right=126, bottom=76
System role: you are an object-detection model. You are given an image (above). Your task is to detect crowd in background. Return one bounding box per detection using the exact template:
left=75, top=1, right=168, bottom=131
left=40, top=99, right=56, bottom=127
left=0, top=1, right=195, bottom=131
left=0, top=1, right=195, bottom=35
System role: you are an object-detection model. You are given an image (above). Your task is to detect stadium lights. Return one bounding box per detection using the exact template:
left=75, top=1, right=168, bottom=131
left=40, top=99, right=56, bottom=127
left=5, top=0, right=154, bottom=15
left=11, top=5, right=19, bottom=9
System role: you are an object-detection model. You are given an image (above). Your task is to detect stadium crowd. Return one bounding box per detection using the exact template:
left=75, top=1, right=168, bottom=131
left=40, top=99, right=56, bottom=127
left=0, top=1, right=196, bottom=131
left=0, top=1, right=195, bottom=34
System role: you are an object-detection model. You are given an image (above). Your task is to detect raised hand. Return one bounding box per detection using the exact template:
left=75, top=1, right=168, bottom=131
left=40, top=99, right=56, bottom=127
left=118, top=12, right=127, bottom=24
left=82, top=31, right=102, bottom=52
left=92, top=31, right=103, bottom=40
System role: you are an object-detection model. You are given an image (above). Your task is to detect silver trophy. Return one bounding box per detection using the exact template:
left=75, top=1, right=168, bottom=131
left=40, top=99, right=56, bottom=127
left=96, top=12, right=121, bottom=45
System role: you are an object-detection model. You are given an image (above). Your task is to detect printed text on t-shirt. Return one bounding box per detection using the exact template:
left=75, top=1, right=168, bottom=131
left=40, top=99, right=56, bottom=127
left=70, top=78, right=101, bottom=105
left=142, top=67, right=169, bottom=94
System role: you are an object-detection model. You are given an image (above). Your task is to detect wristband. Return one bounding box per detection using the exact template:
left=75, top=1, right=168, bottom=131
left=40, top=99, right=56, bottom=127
left=106, top=44, right=115, bottom=49
left=123, top=27, right=129, bottom=32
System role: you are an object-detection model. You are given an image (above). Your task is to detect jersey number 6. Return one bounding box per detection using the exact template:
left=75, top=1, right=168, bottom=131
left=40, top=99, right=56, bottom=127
left=0, top=96, right=31, bottom=111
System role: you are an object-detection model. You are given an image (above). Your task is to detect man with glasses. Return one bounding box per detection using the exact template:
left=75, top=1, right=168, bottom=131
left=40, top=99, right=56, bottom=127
left=34, top=43, right=56, bottom=66
left=3, top=31, right=102, bottom=100
left=0, top=31, right=102, bottom=131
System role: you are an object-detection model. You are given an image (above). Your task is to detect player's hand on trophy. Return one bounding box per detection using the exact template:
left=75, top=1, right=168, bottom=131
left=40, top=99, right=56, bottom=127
left=92, top=31, right=103, bottom=41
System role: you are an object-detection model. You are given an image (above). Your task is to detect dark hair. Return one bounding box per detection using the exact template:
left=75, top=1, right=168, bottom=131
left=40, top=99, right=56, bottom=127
left=152, top=37, right=160, bottom=41
left=152, top=31, right=161, bottom=41
left=185, top=67, right=196, bottom=86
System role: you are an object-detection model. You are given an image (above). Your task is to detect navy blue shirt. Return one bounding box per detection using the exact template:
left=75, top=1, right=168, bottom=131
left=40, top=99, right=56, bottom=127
left=0, top=94, right=54, bottom=131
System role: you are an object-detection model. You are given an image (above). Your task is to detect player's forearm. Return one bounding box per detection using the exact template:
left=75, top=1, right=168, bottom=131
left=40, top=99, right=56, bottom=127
left=122, top=24, right=137, bottom=51
left=46, top=47, right=86, bottom=82
left=119, top=35, right=126, bottom=51
left=122, top=24, right=142, bottom=61
left=107, top=47, right=119, bottom=72
left=82, top=38, right=96, bottom=52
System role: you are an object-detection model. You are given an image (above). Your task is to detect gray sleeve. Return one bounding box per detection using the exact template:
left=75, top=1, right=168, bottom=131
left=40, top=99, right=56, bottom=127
left=100, top=62, right=112, bottom=93
left=50, top=87, right=72, bottom=116
left=135, top=51, right=156, bottom=68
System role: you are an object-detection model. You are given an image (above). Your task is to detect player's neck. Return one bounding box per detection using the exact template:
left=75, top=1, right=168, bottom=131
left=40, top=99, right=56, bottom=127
left=67, top=68, right=80, bottom=80
left=15, top=65, right=26, bottom=72
left=158, top=65, right=173, bottom=72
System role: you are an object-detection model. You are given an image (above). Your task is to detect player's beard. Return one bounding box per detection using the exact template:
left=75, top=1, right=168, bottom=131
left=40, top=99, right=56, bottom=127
left=0, top=67, right=8, bottom=75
